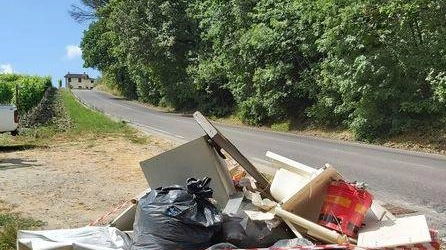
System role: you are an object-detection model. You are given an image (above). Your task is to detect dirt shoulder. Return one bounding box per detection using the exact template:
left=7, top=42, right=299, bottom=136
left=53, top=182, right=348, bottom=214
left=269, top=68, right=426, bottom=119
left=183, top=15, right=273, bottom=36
left=0, top=136, right=173, bottom=229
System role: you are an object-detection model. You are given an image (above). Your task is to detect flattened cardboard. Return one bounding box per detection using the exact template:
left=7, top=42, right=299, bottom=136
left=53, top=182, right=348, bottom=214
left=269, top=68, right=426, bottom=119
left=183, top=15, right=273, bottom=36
left=193, top=111, right=272, bottom=199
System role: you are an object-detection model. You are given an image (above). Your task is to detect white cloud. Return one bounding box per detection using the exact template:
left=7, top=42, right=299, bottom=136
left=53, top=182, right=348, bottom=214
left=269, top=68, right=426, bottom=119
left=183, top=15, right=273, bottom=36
left=66, top=45, right=82, bottom=60
left=0, top=63, right=14, bottom=74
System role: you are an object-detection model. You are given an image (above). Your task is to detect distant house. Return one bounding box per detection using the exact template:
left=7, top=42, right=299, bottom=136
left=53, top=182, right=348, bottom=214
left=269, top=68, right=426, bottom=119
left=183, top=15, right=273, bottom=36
left=64, top=72, right=95, bottom=89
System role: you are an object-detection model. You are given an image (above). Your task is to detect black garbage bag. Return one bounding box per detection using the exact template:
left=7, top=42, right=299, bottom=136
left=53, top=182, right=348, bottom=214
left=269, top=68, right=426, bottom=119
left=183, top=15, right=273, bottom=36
left=132, top=177, right=223, bottom=250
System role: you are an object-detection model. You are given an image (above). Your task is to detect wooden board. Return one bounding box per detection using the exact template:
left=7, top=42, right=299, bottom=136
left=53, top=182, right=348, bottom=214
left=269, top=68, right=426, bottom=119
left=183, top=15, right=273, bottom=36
left=193, top=111, right=273, bottom=199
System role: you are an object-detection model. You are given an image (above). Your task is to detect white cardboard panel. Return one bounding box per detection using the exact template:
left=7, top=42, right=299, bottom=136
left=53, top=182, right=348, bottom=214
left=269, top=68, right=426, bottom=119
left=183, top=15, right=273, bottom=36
left=140, top=137, right=235, bottom=208
left=357, top=215, right=431, bottom=248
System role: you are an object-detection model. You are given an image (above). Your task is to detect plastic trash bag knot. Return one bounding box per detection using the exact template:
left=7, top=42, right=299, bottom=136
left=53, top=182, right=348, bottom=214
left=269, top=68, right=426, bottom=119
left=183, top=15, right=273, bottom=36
left=187, top=177, right=214, bottom=199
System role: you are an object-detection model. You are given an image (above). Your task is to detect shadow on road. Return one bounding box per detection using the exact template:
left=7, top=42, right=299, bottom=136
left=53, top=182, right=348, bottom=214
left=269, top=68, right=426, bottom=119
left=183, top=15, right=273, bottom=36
left=0, top=145, right=39, bottom=152
left=0, top=158, right=41, bottom=170
left=109, top=96, right=130, bottom=101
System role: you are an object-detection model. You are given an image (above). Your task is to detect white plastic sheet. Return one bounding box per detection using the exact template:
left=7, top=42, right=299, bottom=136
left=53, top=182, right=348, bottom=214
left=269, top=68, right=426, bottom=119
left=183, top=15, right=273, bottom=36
left=17, top=226, right=131, bottom=250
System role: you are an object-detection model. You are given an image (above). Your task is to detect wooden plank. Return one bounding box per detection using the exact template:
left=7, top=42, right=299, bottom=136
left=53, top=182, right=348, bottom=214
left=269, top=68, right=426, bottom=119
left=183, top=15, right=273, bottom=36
left=266, top=151, right=316, bottom=175
left=275, top=207, right=351, bottom=244
left=193, top=111, right=273, bottom=200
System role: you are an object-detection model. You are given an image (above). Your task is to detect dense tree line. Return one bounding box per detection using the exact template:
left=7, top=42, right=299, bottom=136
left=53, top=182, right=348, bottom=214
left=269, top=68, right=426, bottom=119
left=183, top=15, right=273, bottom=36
left=80, top=0, right=446, bottom=141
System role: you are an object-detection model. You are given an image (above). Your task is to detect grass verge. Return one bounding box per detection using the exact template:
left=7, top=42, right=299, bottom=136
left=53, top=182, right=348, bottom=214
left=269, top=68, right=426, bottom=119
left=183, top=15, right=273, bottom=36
left=62, top=90, right=131, bottom=135
left=0, top=204, right=45, bottom=250
left=0, top=89, right=147, bottom=148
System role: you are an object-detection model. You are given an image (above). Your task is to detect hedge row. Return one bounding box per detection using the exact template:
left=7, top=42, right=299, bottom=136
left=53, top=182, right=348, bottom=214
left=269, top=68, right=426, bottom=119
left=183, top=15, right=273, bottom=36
left=0, top=74, right=52, bottom=114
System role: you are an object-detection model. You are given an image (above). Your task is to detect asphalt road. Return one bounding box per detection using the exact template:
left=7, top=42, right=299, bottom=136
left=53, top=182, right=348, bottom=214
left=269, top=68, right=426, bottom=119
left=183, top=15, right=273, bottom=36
left=73, top=89, right=446, bottom=233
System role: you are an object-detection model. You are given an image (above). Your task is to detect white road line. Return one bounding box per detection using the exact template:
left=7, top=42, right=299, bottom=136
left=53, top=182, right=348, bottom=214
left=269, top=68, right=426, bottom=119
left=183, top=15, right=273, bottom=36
left=389, top=159, right=435, bottom=169
left=131, top=122, right=186, bottom=143
left=134, top=123, right=174, bottom=136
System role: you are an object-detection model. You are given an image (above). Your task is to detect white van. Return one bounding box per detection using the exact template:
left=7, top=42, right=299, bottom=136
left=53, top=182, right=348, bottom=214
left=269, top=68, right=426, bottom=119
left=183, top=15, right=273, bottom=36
left=0, top=105, right=19, bottom=135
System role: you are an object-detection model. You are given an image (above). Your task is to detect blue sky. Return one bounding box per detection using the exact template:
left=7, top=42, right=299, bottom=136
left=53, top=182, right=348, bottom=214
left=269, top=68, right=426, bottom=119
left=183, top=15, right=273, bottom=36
left=0, top=1, right=99, bottom=84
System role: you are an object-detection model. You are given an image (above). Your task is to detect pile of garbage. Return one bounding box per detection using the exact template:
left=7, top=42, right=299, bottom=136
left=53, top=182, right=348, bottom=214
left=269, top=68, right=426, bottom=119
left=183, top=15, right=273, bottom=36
left=17, top=112, right=441, bottom=250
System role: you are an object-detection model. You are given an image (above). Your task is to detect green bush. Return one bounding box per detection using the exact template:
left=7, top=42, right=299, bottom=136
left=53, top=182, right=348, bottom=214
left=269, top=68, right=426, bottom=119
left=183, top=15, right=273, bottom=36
left=0, top=74, right=52, bottom=113
left=311, top=0, right=446, bottom=140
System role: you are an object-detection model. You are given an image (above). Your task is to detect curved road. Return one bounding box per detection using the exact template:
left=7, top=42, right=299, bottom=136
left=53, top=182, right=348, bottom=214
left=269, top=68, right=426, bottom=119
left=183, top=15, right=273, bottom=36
left=73, top=89, right=446, bottom=233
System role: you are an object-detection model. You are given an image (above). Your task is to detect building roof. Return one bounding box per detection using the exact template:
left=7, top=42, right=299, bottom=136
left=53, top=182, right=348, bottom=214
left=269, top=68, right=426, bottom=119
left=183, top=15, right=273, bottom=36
left=64, top=72, right=90, bottom=79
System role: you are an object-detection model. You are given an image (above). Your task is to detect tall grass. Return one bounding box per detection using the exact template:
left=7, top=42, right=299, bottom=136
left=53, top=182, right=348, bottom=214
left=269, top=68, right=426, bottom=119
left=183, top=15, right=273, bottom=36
left=60, top=90, right=146, bottom=143
left=61, top=90, right=128, bottom=134
left=0, top=212, right=44, bottom=250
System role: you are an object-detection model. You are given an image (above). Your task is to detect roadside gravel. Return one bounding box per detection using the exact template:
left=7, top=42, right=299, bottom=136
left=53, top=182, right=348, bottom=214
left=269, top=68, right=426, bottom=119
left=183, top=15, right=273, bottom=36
left=0, top=136, right=173, bottom=229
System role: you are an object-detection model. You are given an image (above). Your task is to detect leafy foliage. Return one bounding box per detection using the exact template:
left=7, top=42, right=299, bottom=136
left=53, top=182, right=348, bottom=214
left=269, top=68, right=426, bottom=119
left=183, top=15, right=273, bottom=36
left=309, top=0, right=446, bottom=140
left=80, top=0, right=446, bottom=140
left=0, top=82, right=13, bottom=104
left=0, top=74, right=52, bottom=114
